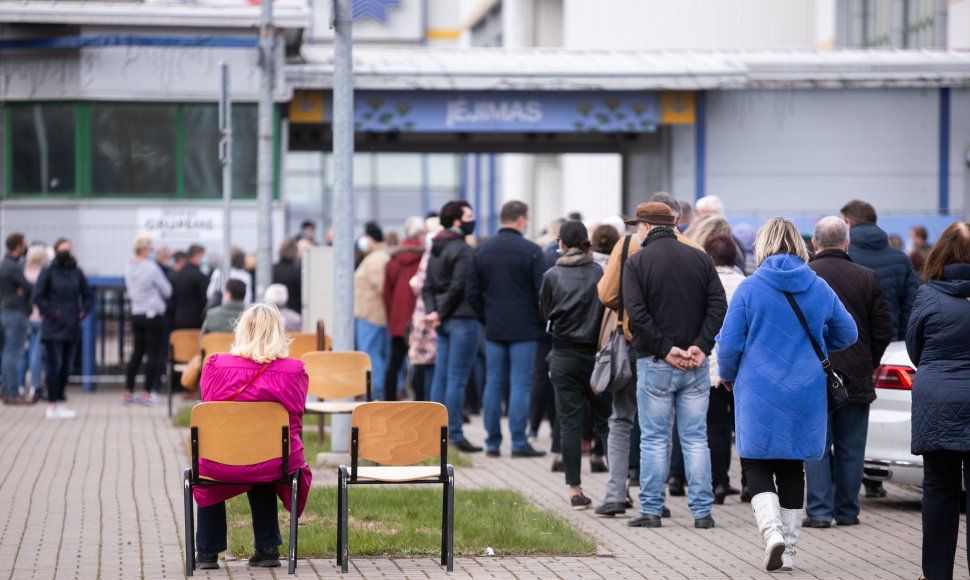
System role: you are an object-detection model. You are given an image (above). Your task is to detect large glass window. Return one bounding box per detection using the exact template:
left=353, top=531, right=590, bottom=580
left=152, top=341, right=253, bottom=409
left=9, top=104, right=76, bottom=196
left=183, top=104, right=258, bottom=198
left=91, top=104, right=177, bottom=196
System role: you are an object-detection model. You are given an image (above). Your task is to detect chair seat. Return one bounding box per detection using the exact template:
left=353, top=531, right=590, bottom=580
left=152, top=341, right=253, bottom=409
left=354, top=465, right=444, bottom=483
left=305, top=401, right=364, bottom=414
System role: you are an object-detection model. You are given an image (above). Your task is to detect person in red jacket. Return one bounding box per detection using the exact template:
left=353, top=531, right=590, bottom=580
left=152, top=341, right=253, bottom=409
left=382, top=217, right=426, bottom=401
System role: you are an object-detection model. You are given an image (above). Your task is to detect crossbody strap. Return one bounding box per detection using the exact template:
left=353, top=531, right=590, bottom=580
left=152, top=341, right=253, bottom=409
left=617, top=234, right=633, bottom=323
left=227, top=363, right=270, bottom=401
left=782, top=292, right=830, bottom=370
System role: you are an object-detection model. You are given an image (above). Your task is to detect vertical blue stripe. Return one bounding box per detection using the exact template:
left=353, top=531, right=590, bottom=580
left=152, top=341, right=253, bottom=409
left=939, top=87, right=950, bottom=214
left=488, top=154, right=497, bottom=235
left=473, top=154, right=482, bottom=237
left=695, top=91, right=706, bottom=201
left=459, top=154, right=468, bottom=202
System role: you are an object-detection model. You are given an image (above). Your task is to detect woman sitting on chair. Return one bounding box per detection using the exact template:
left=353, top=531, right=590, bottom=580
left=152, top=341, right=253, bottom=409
left=194, top=302, right=311, bottom=570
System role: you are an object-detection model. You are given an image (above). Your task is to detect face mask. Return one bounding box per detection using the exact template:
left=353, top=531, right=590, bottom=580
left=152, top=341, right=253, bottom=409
left=357, top=237, right=370, bottom=253
left=555, top=248, right=563, bottom=256
left=167, top=258, right=176, bottom=268
left=55, top=250, right=72, bottom=263
left=199, top=256, right=209, bottom=269
left=459, top=220, right=476, bottom=236
left=148, top=250, right=156, bottom=261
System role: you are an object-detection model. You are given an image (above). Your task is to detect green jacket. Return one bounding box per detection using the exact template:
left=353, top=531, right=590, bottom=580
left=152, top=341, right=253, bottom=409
left=200, top=300, right=246, bottom=338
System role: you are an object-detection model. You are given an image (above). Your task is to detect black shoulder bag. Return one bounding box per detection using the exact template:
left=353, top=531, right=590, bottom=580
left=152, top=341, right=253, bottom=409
left=783, top=292, right=851, bottom=411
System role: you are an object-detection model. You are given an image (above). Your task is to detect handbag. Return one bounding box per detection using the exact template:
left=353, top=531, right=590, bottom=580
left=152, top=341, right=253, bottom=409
left=783, top=292, right=851, bottom=411
left=591, top=235, right=634, bottom=394
left=179, top=354, right=203, bottom=390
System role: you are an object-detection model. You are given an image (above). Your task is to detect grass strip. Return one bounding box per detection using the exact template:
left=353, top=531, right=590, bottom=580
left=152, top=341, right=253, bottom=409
left=224, top=486, right=595, bottom=558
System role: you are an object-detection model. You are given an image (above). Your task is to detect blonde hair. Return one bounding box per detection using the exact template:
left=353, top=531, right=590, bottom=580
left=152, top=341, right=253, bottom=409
left=132, top=235, right=152, bottom=256
left=754, top=217, right=810, bottom=266
left=230, top=303, right=292, bottom=363
left=26, top=245, right=50, bottom=268
left=685, top=214, right=733, bottom=248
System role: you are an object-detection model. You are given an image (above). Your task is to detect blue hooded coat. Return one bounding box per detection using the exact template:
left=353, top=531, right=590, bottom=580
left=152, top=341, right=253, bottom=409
left=906, top=263, right=970, bottom=454
left=716, top=254, right=857, bottom=460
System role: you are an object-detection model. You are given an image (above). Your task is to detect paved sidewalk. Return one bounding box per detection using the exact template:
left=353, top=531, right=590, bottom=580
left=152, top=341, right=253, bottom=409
left=0, top=386, right=965, bottom=579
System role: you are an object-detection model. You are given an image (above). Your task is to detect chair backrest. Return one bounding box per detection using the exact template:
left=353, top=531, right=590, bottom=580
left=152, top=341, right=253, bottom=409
left=351, top=402, right=448, bottom=466
left=169, top=329, right=201, bottom=363
left=301, top=351, right=372, bottom=400
left=190, top=401, right=289, bottom=467
left=287, top=332, right=320, bottom=360
left=200, top=332, right=235, bottom=364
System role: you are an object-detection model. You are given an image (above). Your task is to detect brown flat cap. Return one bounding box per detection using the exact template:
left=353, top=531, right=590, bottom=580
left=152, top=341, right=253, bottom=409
left=623, top=202, right=676, bottom=226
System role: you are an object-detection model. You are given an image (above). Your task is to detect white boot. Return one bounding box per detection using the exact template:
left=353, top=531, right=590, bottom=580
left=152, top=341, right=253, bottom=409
left=751, top=492, right=786, bottom=571
left=779, top=507, right=802, bottom=571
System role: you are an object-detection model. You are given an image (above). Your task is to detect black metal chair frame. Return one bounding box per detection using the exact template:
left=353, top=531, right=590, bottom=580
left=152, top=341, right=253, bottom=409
left=336, top=424, right=454, bottom=573
left=183, top=417, right=299, bottom=575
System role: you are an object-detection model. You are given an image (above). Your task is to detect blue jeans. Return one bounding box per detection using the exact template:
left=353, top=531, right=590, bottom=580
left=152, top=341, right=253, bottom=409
left=354, top=319, right=387, bottom=400
left=195, top=485, right=281, bottom=554
left=429, top=317, right=480, bottom=443
left=804, top=402, right=870, bottom=523
left=636, top=357, right=713, bottom=519
left=483, top=339, right=538, bottom=452
left=18, top=321, right=43, bottom=393
left=45, top=340, right=78, bottom=403
left=1, top=310, right=29, bottom=399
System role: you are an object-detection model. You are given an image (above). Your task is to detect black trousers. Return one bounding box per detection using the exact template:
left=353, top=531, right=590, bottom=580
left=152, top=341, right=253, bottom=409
left=528, top=337, right=559, bottom=453
left=126, top=315, right=165, bottom=394
left=921, top=450, right=970, bottom=580
left=740, top=458, right=804, bottom=509
left=383, top=336, right=408, bottom=401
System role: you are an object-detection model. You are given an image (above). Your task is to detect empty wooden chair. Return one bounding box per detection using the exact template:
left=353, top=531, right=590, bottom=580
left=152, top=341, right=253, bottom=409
left=200, top=332, right=235, bottom=366
left=167, top=328, right=201, bottom=416
left=337, top=402, right=454, bottom=573
left=301, top=351, right=372, bottom=444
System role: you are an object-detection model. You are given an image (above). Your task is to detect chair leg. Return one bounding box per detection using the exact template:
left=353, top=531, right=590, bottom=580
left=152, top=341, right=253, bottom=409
left=183, top=468, right=194, bottom=576
left=444, top=466, right=454, bottom=571
left=289, top=473, right=298, bottom=574
left=338, top=466, right=349, bottom=573
left=168, top=362, right=175, bottom=418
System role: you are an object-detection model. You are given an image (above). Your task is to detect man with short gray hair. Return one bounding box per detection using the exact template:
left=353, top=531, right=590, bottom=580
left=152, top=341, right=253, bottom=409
left=803, top=216, right=893, bottom=528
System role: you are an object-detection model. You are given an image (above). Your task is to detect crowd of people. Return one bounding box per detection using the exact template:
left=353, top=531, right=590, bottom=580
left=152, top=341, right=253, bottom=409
left=1, top=196, right=968, bottom=578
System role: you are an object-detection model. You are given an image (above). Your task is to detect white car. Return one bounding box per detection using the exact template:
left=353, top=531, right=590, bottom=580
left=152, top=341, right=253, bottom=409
left=864, top=341, right=922, bottom=487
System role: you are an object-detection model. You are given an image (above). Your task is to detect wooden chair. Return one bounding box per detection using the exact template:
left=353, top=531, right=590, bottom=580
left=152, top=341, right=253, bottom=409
left=337, top=402, right=454, bottom=573
left=200, top=332, right=235, bottom=366
left=287, top=332, right=328, bottom=360
left=183, top=402, right=300, bottom=575
left=301, top=351, right=372, bottom=444
left=167, top=329, right=201, bottom=417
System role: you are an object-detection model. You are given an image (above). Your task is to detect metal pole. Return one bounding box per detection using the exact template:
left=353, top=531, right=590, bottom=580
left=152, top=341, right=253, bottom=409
left=219, top=63, right=233, bottom=293
left=256, top=0, right=274, bottom=300
left=331, top=0, right=355, bottom=453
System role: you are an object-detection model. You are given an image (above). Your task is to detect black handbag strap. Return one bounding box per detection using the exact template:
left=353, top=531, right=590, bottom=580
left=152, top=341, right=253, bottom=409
left=783, top=291, right=831, bottom=371
left=617, top=234, right=633, bottom=323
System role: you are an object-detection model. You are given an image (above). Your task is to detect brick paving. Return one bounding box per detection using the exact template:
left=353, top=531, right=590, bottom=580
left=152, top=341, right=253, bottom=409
left=0, top=386, right=965, bottom=578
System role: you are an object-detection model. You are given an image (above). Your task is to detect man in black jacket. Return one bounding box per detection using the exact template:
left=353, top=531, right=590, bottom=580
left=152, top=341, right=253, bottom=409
left=1, top=233, right=33, bottom=404
left=622, top=202, right=727, bottom=530
left=804, top=216, right=893, bottom=528
left=422, top=200, right=483, bottom=453
left=171, top=245, right=209, bottom=330
left=467, top=201, right=546, bottom=458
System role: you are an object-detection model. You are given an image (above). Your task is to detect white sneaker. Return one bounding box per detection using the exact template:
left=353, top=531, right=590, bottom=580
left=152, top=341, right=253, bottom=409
left=46, top=404, right=77, bottom=420
left=140, top=393, right=160, bottom=406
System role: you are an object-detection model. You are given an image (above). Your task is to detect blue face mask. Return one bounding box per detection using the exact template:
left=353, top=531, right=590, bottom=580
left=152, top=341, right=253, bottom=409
left=555, top=248, right=563, bottom=256
left=148, top=250, right=156, bottom=261
left=199, top=256, right=209, bottom=269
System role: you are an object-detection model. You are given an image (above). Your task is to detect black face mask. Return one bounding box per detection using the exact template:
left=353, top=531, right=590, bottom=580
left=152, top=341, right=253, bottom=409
left=55, top=250, right=75, bottom=267
left=459, top=220, right=476, bottom=236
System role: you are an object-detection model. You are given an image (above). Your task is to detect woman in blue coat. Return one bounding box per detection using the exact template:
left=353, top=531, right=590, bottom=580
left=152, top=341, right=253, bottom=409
left=716, top=218, right=856, bottom=572
left=31, top=238, right=93, bottom=420
left=905, top=222, right=970, bottom=580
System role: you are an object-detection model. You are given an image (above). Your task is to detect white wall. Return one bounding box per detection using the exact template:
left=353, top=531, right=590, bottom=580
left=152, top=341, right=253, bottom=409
left=705, top=88, right=941, bottom=215
left=950, top=0, right=970, bottom=49
left=563, top=0, right=817, bottom=50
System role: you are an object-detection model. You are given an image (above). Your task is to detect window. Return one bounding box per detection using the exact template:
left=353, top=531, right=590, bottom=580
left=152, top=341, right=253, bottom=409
left=837, top=0, right=947, bottom=48
left=91, top=104, right=177, bottom=196
left=8, top=104, right=76, bottom=196
left=183, top=104, right=258, bottom=198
